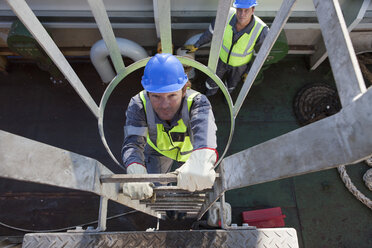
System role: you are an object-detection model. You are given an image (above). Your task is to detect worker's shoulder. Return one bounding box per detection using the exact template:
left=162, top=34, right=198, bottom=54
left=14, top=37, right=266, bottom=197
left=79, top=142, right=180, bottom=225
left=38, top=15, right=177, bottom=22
left=254, top=15, right=268, bottom=27
left=127, top=92, right=145, bottom=112
left=129, top=92, right=143, bottom=104
left=188, top=90, right=211, bottom=107
left=211, top=7, right=235, bottom=29
left=186, top=89, right=202, bottom=99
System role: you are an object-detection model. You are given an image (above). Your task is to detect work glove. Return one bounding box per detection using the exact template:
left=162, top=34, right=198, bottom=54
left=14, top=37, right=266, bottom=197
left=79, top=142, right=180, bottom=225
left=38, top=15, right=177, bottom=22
left=182, top=44, right=198, bottom=53
left=175, top=149, right=217, bottom=192
left=123, top=163, right=154, bottom=200
left=242, top=73, right=248, bottom=82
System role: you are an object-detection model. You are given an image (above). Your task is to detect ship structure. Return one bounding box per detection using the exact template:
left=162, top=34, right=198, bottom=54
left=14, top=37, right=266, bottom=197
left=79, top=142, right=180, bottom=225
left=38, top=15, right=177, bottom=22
left=0, top=0, right=371, bottom=247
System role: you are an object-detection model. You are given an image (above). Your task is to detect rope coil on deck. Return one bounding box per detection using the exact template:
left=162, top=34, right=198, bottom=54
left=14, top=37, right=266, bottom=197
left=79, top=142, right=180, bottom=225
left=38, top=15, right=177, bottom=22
left=363, top=169, right=372, bottom=191
left=293, top=83, right=341, bottom=126
left=364, top=158, right=372, bottom=191
left=337, top=165, right=372, bottom=210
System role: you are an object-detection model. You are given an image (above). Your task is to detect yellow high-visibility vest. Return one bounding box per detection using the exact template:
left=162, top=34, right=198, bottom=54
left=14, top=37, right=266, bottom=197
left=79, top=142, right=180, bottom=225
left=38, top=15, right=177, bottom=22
left=139, top=90, right=199, bottom=162
left=220, top=14, right=266, bottom=67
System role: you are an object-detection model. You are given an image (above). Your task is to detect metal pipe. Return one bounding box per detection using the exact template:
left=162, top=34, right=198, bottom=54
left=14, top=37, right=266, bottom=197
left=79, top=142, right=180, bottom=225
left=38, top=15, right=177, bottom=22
left=90, top=38, right=148, bottom=83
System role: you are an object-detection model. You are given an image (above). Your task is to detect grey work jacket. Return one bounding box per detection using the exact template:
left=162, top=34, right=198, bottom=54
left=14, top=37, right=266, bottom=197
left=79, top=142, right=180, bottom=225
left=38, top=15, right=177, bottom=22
left=121, top=89, right=217, bottom=168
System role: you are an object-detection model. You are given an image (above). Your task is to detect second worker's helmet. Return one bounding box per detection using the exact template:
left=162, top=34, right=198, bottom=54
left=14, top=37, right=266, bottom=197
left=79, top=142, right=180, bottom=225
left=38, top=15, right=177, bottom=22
left=141, top=53, right=188, bottom=93
left=233, top=0, right=258, bottom=9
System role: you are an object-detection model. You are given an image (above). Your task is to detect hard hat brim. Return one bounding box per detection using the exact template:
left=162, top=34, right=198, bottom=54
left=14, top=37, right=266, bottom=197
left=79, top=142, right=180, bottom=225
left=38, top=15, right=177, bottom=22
left=233, top=3, right=257, bottom=8
left=143, top=77, right=188, bottom=93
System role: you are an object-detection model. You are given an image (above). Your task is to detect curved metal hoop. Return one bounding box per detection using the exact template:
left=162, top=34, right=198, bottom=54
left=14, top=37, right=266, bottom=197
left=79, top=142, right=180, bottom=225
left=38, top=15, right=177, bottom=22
left=98, top=56, right=235, bottom=167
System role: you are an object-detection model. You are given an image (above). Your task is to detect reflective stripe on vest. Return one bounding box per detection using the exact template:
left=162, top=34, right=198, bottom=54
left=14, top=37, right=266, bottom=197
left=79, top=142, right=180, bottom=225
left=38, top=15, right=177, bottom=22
left=139, top=90, right=200, bottom=162
left=220, top=15, right=266, bottom=67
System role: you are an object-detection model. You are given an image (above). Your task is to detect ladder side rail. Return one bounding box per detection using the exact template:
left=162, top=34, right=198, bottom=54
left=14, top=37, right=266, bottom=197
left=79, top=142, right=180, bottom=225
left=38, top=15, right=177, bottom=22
left=5, top=0, right=99, bottom=118
left=153, top=0, right=160, bottom=38
left=312, top=0, right=367, bottom=106
left=154, top=0, right=172, bottom=54
left=87, top=0, right=126, bottom=74
left=197, top=175, right=224, bottom=220
left=0, top=130, right=158, bottom=218
left=96, top=196, right=108, bottom=232
left=309, top=0, right=371, bottom=70
left=208, top=0, right=233, bottom=73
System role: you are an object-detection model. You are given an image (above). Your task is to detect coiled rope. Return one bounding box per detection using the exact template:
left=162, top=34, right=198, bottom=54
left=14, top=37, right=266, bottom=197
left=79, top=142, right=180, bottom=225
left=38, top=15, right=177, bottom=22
left=337, top=163, right=372, bottom=210
left=363, top=169, right=372, bottom=191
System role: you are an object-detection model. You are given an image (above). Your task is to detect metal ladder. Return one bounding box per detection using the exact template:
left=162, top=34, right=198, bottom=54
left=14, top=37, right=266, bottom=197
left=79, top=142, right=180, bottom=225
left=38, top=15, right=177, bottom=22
left=3, top=0, right=371, bottom=231
left=100, top=174, right=213, bottom=218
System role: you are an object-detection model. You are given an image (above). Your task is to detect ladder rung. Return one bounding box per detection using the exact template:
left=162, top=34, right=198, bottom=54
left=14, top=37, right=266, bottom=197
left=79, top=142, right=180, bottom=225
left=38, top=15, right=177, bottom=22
left=147, top=203, right=203, bottom=207
left=157, top=212, right=199, bottom=218
left=100, top=174, right=177, bottom=183
left=151, top=206, right=201, bottom=211
left=100, top=173, right=219, bottom=183
left=154, top=186, right=213, bottom=194
left=141, top=198, right=205, bottom=204
left=155, top=194, right=206, bottom=199
left=150, top=196, right=204, bottom=201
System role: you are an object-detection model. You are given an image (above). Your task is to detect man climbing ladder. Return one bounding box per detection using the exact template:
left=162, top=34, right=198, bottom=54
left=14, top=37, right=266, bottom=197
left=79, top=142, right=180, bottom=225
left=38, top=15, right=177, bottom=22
left=121, top=53, right=218, bottom=201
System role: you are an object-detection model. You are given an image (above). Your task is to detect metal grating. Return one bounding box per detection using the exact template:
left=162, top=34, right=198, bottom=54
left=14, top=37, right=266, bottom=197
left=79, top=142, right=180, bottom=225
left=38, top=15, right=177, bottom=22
left=22, top=228, right=299, bottom=248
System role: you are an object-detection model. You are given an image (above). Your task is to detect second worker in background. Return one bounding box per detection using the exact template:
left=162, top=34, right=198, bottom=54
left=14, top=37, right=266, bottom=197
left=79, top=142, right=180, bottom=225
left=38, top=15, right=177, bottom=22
left=184, top=0, right=269, bottom=96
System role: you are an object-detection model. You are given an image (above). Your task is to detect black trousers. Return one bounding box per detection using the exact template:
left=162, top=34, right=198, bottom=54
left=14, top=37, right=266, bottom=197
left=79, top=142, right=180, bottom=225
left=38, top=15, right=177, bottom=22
left=205, top=59, right=250, bottom=96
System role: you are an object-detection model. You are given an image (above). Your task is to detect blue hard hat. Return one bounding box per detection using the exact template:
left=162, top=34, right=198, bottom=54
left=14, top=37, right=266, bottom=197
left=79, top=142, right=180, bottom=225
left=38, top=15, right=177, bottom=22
left=141, top=53, right=188, bottom=93
left=233, top=0, right=258, bottom=9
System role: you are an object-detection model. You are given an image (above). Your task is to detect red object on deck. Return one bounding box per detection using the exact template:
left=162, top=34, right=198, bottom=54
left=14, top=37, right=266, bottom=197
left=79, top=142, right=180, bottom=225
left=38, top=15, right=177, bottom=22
left=242, top=207, right=286, bottom=228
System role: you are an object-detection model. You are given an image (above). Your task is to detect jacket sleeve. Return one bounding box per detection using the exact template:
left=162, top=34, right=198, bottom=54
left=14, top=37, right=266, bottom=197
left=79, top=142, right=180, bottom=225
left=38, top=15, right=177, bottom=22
left=189, top=94, right=217, bottom=150
left=254, top=26, right=269, bottom=52
left=121, top=94, right=148, bottom=168
left=245, top=26, right=270, bottom=74
left=194, top=19, right=215, bottom=48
